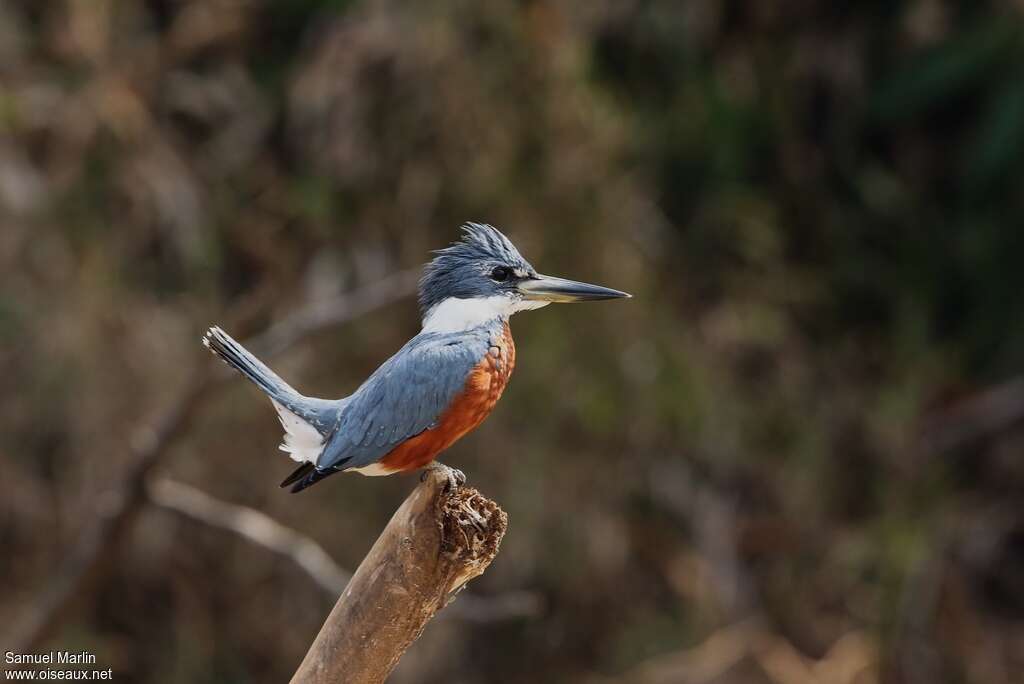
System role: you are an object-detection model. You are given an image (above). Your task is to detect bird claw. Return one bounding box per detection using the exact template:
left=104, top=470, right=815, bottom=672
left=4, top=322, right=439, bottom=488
left=448, top=467, right=466, bottom=491
left=423, top=462, right=465, bottom=492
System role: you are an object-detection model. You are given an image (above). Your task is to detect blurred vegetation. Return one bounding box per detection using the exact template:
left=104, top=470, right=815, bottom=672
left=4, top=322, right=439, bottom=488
left=3, top=1, right=1024, bottom=683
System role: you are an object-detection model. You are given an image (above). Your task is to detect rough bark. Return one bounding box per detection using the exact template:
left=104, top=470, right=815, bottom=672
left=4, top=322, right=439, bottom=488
left=290, top=467, right=508, bottom=684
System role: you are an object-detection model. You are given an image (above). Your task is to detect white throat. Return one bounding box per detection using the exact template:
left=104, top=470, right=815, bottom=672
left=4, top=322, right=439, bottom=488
left=421, top=295, right=548, bottom=333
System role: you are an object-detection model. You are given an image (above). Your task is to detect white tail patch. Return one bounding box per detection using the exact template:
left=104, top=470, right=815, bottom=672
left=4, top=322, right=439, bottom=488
left=271, top=400, right=324, bottom=465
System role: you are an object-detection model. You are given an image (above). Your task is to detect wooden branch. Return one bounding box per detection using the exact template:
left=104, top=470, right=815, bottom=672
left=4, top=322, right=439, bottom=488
left=290, top=467, right=508, bottom=684
left=148, top=476, right=540, bottom=624
left=148, top=478, right=352, bottom=595
left=919, top=375, right=1024, bottom=453
left=7, top=269, right=419, bottom=653
left=597, top=619, right=876, bottom=684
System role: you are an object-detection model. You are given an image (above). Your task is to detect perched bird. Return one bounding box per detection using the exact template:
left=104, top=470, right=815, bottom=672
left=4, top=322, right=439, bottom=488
left=203, top=223, right=630, bottom=492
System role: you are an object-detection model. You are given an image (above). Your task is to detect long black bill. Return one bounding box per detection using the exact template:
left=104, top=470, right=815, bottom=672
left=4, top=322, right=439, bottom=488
left=517, top=274, right=631, bottom=302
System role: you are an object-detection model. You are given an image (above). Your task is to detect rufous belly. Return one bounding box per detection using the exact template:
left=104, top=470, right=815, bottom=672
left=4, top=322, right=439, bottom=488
left=378, top=324, right=515, bottom=472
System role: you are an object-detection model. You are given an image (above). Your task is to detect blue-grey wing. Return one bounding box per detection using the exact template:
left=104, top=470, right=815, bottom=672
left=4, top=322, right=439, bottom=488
left=280, top=395, right=344, bottom=436
left=318, top=331, right=490, bottom=470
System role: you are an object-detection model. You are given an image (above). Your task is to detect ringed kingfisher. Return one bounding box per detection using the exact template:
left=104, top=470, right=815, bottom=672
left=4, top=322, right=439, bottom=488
left=203, top=223, right=630, bottom=492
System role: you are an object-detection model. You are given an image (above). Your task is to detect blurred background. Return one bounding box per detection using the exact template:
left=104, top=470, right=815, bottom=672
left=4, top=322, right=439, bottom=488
left=3, top=1, right=1024, bottom=682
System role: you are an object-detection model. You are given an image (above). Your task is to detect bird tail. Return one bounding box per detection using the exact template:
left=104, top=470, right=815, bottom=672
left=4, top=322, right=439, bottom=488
left=203, top=325, right=329, bottom=471
left=279, top=462, right=314, bottom=488
left=287, top=466, right=337, bottom=493
left=202, top=326, right=299, bottom=404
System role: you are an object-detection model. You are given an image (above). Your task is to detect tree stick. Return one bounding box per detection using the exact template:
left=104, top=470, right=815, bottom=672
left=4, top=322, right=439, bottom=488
left=6, top=269, right=420, bottom=653
left=290, top=467, right=508, bottom=684
left=147, top=477, right=540, bottom=624
left=148, top=478, right=352, bottom=595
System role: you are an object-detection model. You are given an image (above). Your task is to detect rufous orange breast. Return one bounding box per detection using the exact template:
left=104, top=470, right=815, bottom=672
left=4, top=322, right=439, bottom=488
left=378, top=322, right=516, bottom=473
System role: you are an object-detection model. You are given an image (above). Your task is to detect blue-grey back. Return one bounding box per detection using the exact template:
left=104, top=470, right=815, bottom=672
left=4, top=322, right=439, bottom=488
left=317, top=321, right=501, bottom=470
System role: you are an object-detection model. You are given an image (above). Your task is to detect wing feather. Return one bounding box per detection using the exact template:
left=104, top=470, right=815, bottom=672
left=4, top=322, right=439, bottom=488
left=316, top=329, right=491, bottom=471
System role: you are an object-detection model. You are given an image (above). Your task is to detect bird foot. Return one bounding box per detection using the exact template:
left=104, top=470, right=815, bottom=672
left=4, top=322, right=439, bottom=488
left=422, top=462, right=466, bottom=492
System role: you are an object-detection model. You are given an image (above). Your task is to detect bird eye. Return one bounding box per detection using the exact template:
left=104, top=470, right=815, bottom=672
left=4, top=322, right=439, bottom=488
left=490, top=266, right=512, bottom=282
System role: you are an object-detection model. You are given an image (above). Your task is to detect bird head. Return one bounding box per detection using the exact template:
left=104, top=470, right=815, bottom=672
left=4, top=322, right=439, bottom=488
left=419, top=223, right=630, bottom=332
